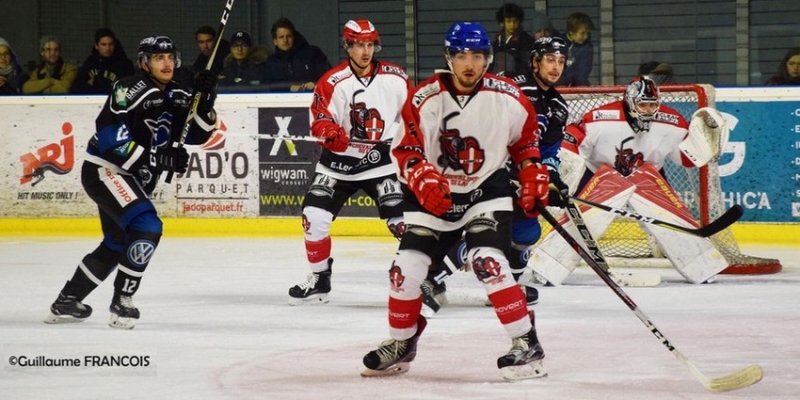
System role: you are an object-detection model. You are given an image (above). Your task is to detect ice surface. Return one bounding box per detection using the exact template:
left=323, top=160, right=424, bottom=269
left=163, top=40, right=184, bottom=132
left=1, top=237, right=798, bottom=399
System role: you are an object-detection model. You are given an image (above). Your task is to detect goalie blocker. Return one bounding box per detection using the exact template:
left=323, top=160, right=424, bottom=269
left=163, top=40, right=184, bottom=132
left=529, top=163, right=727, bottom=285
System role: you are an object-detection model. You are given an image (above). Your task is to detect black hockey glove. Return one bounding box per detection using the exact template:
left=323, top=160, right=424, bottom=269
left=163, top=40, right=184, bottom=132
left=193, top=70, right=218, bottom=114
left=546, top=168, right=570, bottom=208
left=154, top=146, right=189, bottom=174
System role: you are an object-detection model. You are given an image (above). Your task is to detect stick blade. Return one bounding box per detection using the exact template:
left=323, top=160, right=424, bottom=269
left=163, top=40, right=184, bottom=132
left=705, top=364, right=763, bottom=392
left=697, top=204, right=743, bottom=237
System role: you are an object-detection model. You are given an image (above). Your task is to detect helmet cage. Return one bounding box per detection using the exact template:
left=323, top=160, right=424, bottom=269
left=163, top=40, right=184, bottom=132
left=624, top=76, right=661, bottom=132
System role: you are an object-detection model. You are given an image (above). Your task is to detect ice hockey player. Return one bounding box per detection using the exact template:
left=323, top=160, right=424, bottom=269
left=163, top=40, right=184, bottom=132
left=287, top=20, right=411, bottom=304
left=420, top=36, right=571, bottom=316
left=361, top=21, right=549, bottom=381
left=529, top=75, right=730, bottom=285
left=43, top=36, right=218, bottom=329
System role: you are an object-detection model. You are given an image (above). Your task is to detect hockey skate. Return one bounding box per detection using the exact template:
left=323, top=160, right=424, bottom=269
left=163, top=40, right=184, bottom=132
left=288, top=259, right=332, bottom=305
left=361, top=315, right=427, bottom=377
left=497, top=319, right=547, bottom=381
left=420, top=279, right=442, bottom=318
left=109, top=295, right=140, bottom=330
left=44, top=292, right=92, bottom=324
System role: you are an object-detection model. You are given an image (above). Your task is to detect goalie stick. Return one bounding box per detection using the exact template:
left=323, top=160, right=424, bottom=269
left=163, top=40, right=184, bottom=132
left=561, top=198, right=661, bottom=287
left=165, top=0, right=234, bottom=183
left=536, top=203, right=763, bottom=392
left=568, top=195, right=743, bottom=238
left=259, top=133, right=385, bottom=145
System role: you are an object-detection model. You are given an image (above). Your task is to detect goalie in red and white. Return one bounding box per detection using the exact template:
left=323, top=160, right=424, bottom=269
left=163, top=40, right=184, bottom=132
left=529, top=75, right=731, bottom=285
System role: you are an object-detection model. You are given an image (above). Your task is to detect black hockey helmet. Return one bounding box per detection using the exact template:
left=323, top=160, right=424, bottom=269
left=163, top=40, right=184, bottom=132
left=530, top=36, right=567, bottom=62
left=137, top=35, right=181, bottom=67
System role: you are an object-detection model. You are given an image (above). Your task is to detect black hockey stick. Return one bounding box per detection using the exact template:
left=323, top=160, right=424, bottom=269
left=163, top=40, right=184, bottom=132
left=561, top=198, right=661, bottom=287
left=165, top=0, right=234, bottom=183
left=536, top=203, right=763, bottom=392
left=568, top=195, right=743, bottom=238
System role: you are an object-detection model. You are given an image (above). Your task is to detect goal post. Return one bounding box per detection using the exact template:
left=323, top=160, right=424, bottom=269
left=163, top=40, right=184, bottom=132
left=549, top=84, right=781, bottom=275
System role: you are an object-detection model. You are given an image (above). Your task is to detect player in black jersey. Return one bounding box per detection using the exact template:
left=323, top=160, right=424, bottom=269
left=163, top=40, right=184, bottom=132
left=44, top=36, right=218, bottom=329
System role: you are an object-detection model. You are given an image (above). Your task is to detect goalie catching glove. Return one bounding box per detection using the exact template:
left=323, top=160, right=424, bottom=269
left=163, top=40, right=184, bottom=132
left=517, top=162, right=550, bottom=217
left=406, top=160, right=452, bottom=216
left=318, top=125, right=350, bottom=152
left=679, top=107, right=729, bottom=167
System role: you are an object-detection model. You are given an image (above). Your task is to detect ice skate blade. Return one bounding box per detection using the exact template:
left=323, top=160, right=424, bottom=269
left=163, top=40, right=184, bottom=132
left=288, top=293, right=329, bottom=306
left=360, top=362, right=410, bottom=377
left=108, top=314, right=136, bottom=330
left=500, top=360, right=547, bottom=381
left=43, top=313, right=88, bottom=324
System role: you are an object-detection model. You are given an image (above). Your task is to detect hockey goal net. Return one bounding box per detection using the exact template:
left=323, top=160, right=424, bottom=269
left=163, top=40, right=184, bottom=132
left=549, top=84, right=781, bottom=275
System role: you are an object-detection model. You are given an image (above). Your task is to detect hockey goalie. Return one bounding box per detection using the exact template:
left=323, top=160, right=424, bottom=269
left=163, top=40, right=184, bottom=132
left=529, top=75, right=730, bottom=285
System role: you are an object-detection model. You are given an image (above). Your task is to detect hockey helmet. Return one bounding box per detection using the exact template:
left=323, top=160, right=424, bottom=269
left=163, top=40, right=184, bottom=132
left=531, top=36, right=568, bottom=61
left=342, top=19, right=381, bottom=52
left=624, top=75, right=661, bottom=132
left=137, top=35, right=181, bottom=68
left=444, top=22, right=492, bottom=55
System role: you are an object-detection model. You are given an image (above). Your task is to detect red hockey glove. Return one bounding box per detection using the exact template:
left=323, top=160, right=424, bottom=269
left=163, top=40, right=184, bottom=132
left=406, top=161, right=452, bottom=216
left=319, top=125, right=349, bottom=152
left=517, top=162, right=549, bottom=217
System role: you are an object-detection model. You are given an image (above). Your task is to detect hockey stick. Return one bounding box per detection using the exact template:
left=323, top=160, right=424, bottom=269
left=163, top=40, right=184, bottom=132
left=536, top=203, right=763, bottom=392
left=562, top=199, right=661, bottom=287
left=568, top=195, right=743, bottom=238
left=165, top=0, right=234, bottom=183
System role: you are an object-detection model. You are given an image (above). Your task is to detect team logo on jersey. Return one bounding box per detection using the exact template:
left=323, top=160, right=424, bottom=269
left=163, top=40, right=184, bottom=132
left=20, top=122, right=75, bottom=186
left=349, top=89, right=385, bottom=141
left=614, top=136, right=644, bottom=176
left=472, top=256, right=502, bottom=282
left=389, top=263, right=405, bottom=290
left=436, top=112, right=485, bottom=175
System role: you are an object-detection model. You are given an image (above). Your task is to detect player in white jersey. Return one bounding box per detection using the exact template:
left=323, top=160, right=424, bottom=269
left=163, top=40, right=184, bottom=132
left=288, top=20, right=412, bottom=304
left=530, top=75, right=730, bottom=285
left=361, top=22, right=550, bottom=381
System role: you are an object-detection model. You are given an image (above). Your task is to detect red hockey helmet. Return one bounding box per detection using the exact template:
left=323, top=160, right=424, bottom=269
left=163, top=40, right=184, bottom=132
left=342, top=19, right=381, bottom=52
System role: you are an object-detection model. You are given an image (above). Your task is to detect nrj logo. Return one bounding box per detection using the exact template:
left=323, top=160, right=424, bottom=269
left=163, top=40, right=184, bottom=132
left=20, top=122, right=75, bottom=186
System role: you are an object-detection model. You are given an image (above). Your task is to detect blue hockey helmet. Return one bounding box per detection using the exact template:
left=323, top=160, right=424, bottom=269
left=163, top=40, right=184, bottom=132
left=444, top=22, right=492, bottom=54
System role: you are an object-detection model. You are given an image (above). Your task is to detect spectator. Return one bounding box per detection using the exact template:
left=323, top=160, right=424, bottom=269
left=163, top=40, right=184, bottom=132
left=0, top=37, right=28, bottom=95
left=637, top=61, right=676, bottom=85
left=557, top=12, right=595, bottom=87
left=530, top=12, right=556, bottom=40
left=491, top=3, right=535, bottom=75
left=192, top=25, right=230, bottom=75
left=264, top=17, right=331, bottom=92
left=72, top=28, right=135, bottom=94
left=23, top=35, right=77, bottom=94
left=764, top=47, right=800, bottom=86
left=218, top=31, right=269, bottom=91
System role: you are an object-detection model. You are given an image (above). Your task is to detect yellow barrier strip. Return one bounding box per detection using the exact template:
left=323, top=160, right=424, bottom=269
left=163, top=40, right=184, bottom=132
left=0, top=218, right=797, bottom=245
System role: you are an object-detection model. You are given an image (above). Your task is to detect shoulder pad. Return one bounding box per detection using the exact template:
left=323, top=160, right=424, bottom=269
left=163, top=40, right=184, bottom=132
left=411, top=80, right=441, bottom=107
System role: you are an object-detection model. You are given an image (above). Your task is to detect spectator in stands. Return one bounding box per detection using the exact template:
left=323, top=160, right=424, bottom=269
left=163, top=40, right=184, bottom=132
left=192, top=25, right=230, bottom=76
left=491, top=2, right=535, bottom=75
left=557, top=12, right=595, bottom=87
left=638, top=61, right=676, bottom=85
left=0, top=37, right=28, bottom=95
left=764, top=47, right=800, bottom=86
left=264, top=17, right=331, bottom=92
left=530, top=11, right=556, bottom=40
left=72, top=28, right=135, bottom=94
left=218, top=31, right=269, bottom=91
left=23, top=35, right=77, bottom=94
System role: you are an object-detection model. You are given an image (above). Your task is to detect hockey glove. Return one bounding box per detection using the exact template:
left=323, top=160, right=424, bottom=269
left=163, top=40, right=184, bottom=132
left=517, top=162, right=549, bottom=217
left=319, top=125, right=350, bottom=152
left=546, top=168, right=570, bottom=208
left=406, top=161, right=452, bottom=216
left=193, top=70, right=218, bottom=114
left=154, top=146, right=190, bottom=174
